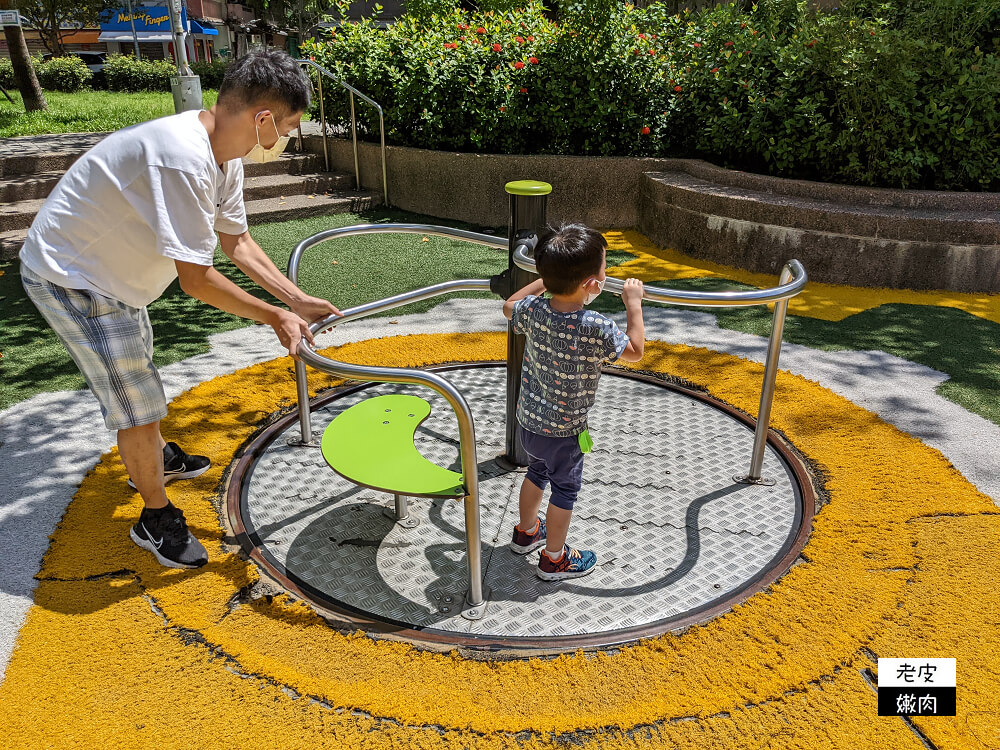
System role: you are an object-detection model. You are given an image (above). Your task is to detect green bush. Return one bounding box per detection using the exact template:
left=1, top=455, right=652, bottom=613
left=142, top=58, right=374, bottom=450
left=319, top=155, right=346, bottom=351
left=0, top=56, right=14, bottom=89
left=36, top=55, right=92, bottom=92
left=190, top=60, right=229, bottom=89
left=104, top=54, right=177, bottom=92
left=302, top=0, right=1000, bottom=191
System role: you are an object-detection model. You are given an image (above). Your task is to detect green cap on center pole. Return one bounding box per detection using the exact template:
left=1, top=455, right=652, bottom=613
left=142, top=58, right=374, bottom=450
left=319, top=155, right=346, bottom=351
left=505, top=180, right=553, bottom=197
left=499, top=179, right=552, bottom=469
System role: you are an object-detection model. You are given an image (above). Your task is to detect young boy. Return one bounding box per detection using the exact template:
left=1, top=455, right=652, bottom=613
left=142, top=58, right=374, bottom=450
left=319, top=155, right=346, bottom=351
left=502, top=224, right=645, bottom=580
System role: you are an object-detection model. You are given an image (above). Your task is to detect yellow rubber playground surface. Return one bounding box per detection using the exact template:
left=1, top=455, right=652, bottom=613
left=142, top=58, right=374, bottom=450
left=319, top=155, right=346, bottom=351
left=2, top=238, right=1000, bottom=748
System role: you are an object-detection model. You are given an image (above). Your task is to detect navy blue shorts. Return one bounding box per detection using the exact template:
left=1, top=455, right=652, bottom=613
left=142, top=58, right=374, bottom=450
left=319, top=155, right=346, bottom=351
left=518, top=425, right=585, bottom=510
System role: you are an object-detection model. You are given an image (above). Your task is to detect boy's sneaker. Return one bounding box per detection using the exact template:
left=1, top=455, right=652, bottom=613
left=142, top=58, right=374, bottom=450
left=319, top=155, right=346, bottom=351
left=537, top=545, right=597, bottom=581
left=129, top=504, right=209, bottom=569
left=127, top=441, right=210, bottom=490
left=510, top=517, right=547, bottom=554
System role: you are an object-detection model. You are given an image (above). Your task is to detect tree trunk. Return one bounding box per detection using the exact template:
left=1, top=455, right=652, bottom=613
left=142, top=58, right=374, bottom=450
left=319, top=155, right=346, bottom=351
left=49, top=5, right=64, bottom=55
left=2, top=23, right=47, bottom=111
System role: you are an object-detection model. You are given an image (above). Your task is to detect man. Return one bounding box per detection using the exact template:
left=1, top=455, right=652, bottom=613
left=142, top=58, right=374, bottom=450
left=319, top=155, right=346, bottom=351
left=20, top=48, right=339, bottom=570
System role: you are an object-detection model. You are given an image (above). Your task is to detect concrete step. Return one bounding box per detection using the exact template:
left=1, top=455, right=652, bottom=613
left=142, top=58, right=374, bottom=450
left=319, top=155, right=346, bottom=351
left=0, top=168, right=360, bottom=234
left=243, top=171, right=356, bottom=201
left=242, top=152, right=326, bottom=177
left=644, top=170, right=1000, bottom=246
left=0, top=198, right=44, bottom=232
left=0, top=229, right=28, bottom=261
left=0, top=171, right=64, bottom=203
left=245, top=189, right=379, bottom=225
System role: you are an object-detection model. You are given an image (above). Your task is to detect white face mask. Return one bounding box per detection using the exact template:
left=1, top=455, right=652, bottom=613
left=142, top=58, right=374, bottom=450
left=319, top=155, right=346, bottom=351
left=246, top=113, right=289, bottom=164
left=584, top=277, right=605, bottom=305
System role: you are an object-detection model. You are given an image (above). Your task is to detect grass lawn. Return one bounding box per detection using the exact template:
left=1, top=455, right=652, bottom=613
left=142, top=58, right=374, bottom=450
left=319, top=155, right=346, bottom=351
left=0, top=89, right=219, bottom=138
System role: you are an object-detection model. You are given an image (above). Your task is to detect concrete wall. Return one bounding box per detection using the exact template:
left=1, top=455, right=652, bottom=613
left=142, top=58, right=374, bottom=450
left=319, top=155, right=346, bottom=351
left=304, top=135, right=1000, bottom=292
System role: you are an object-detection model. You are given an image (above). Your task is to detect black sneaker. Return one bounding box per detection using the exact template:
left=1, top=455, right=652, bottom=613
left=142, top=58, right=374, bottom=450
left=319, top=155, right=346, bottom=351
left=130, top=504, right=209, bottom=569
left=127, top=441, right=211, bottom=490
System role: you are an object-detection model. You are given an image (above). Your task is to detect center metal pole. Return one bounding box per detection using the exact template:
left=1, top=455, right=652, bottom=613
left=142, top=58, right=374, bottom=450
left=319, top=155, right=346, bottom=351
left=499, top=180, right=550, bottom=469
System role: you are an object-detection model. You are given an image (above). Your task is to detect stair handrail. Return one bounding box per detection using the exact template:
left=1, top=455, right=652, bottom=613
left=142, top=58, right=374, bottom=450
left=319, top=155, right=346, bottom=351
left=296, top=58, right=389, bottom=207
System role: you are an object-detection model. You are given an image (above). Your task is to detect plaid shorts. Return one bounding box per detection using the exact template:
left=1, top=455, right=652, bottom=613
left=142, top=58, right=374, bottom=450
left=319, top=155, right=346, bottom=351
left=21, top=265, right=168, bottom=431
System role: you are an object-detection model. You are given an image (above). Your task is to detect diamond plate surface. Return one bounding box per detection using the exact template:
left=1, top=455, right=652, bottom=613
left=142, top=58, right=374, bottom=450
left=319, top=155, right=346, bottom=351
left=241, top=367, right=804, bottom=638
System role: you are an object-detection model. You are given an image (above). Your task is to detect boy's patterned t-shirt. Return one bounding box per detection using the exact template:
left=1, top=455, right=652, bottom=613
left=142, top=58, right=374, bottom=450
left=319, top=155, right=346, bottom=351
left=512, top=295, right=630, bottom=437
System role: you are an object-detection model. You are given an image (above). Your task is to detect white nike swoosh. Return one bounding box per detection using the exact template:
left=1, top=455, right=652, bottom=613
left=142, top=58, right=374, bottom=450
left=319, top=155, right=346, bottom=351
left=142, top=523, right=164, bottom=550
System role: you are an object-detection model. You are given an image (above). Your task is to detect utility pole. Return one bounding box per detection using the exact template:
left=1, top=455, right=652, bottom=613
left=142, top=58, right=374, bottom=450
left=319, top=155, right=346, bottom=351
left=166, top=0, right=202, bottom=112
left=0, top=5, right=47, bottom=112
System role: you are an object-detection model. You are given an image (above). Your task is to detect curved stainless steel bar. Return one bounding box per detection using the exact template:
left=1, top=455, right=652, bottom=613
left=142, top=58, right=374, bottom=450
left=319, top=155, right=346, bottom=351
left=293, top=278, right=492, bottom=441
left=513, top=244, right=808, bottom=307
left=292, top=275, right=495, bottom=617
left=310, top=278, right=493, bottom=334
left=297, top=343, right=485, bottom=614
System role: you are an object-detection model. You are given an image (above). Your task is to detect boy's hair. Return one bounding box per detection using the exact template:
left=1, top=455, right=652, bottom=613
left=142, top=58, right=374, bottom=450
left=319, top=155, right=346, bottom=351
left=534, top=224, right=607, bottom=295
left=218, top=48, right=311, bottom=116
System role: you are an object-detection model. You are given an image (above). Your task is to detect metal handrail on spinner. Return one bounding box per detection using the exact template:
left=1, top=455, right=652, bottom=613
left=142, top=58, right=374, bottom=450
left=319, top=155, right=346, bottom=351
left=287, top=223, right=808, bottom=618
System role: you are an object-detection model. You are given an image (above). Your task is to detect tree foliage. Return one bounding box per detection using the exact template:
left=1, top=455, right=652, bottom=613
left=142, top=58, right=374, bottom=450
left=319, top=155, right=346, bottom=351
left=14, top=0, right=117, bottom=55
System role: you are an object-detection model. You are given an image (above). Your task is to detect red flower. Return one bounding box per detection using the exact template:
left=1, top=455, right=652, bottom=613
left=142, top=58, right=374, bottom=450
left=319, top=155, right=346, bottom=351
left=633, top=48, right=640, bottom=55
left=493, top=43, right=502, bottom=51
left=516, top=36, right=525, bottom=43
left=514, top=61, right=525, bottom=69
left=648, top=49, right=655, bottom=55
left=740, top=23, right=747, bottom=29
left=443, top=42, right=457, bottom=49
left=641, top=126, right=651, bottom=135
left=529, top=56, right=539, bottom=64
left=806, top=39, right=817, bottom=47
left=693, top=42, right=701, bottom=48
left=870, top=30, right=876, bottom=36
left=519, top=87, right=527, bottom=93
left=711, top=67, right=719, bottom=72
left=476, top=26, right=485, bottom=34
left=500, top=106, right=506, bottom=112
left=527, top=35, right=534, bottom=41
left=638, top=33, right=647, bottom=40
left=724, top=41, right=734, bottom=47
left=674, top=85, right=682, bottom=92
left=459, top=35, right=465, bottom=40
left=457, top=23, right=467, bottom=30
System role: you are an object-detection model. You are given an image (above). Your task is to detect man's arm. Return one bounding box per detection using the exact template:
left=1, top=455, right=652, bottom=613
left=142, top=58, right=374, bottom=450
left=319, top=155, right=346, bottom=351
left=174, top=260, right=314, bottom=359
left=218, top=230, right=340, bottom=324
left=502, top=278, right=546, bottom=320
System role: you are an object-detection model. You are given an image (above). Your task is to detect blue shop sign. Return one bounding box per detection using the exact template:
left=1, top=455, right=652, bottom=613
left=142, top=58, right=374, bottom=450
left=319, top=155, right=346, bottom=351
left=100, top=7, right=187, bottom=32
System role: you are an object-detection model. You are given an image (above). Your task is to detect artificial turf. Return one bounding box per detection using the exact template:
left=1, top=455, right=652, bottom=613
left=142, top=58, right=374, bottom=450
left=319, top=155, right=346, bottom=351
left=0, top=208, right=633, bottom=412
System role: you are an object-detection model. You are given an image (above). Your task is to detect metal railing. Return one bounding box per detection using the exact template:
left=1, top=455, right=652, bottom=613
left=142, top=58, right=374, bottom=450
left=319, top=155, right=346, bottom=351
left=296, top=59, right=389, bottom=207
left=289, top=224, right=504, bottom=620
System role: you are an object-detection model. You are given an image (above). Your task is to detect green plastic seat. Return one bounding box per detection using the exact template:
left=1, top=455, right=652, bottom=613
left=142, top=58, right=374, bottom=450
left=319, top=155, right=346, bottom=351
left=321, top=394, right=466, bottom=498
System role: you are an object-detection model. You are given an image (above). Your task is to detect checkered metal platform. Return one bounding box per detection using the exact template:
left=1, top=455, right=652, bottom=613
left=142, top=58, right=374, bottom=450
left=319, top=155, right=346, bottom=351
left=236, top=365, right=807, bottom=645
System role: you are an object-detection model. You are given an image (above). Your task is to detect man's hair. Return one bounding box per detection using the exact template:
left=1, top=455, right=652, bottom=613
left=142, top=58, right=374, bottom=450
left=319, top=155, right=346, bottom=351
left=534, top=224, right=607, bottom=295
left=218, top=47, right=311, bottom=115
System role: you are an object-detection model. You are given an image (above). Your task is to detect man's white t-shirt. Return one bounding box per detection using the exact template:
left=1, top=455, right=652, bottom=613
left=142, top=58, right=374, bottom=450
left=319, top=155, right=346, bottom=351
left=20, top=110, right=248, bottom=309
